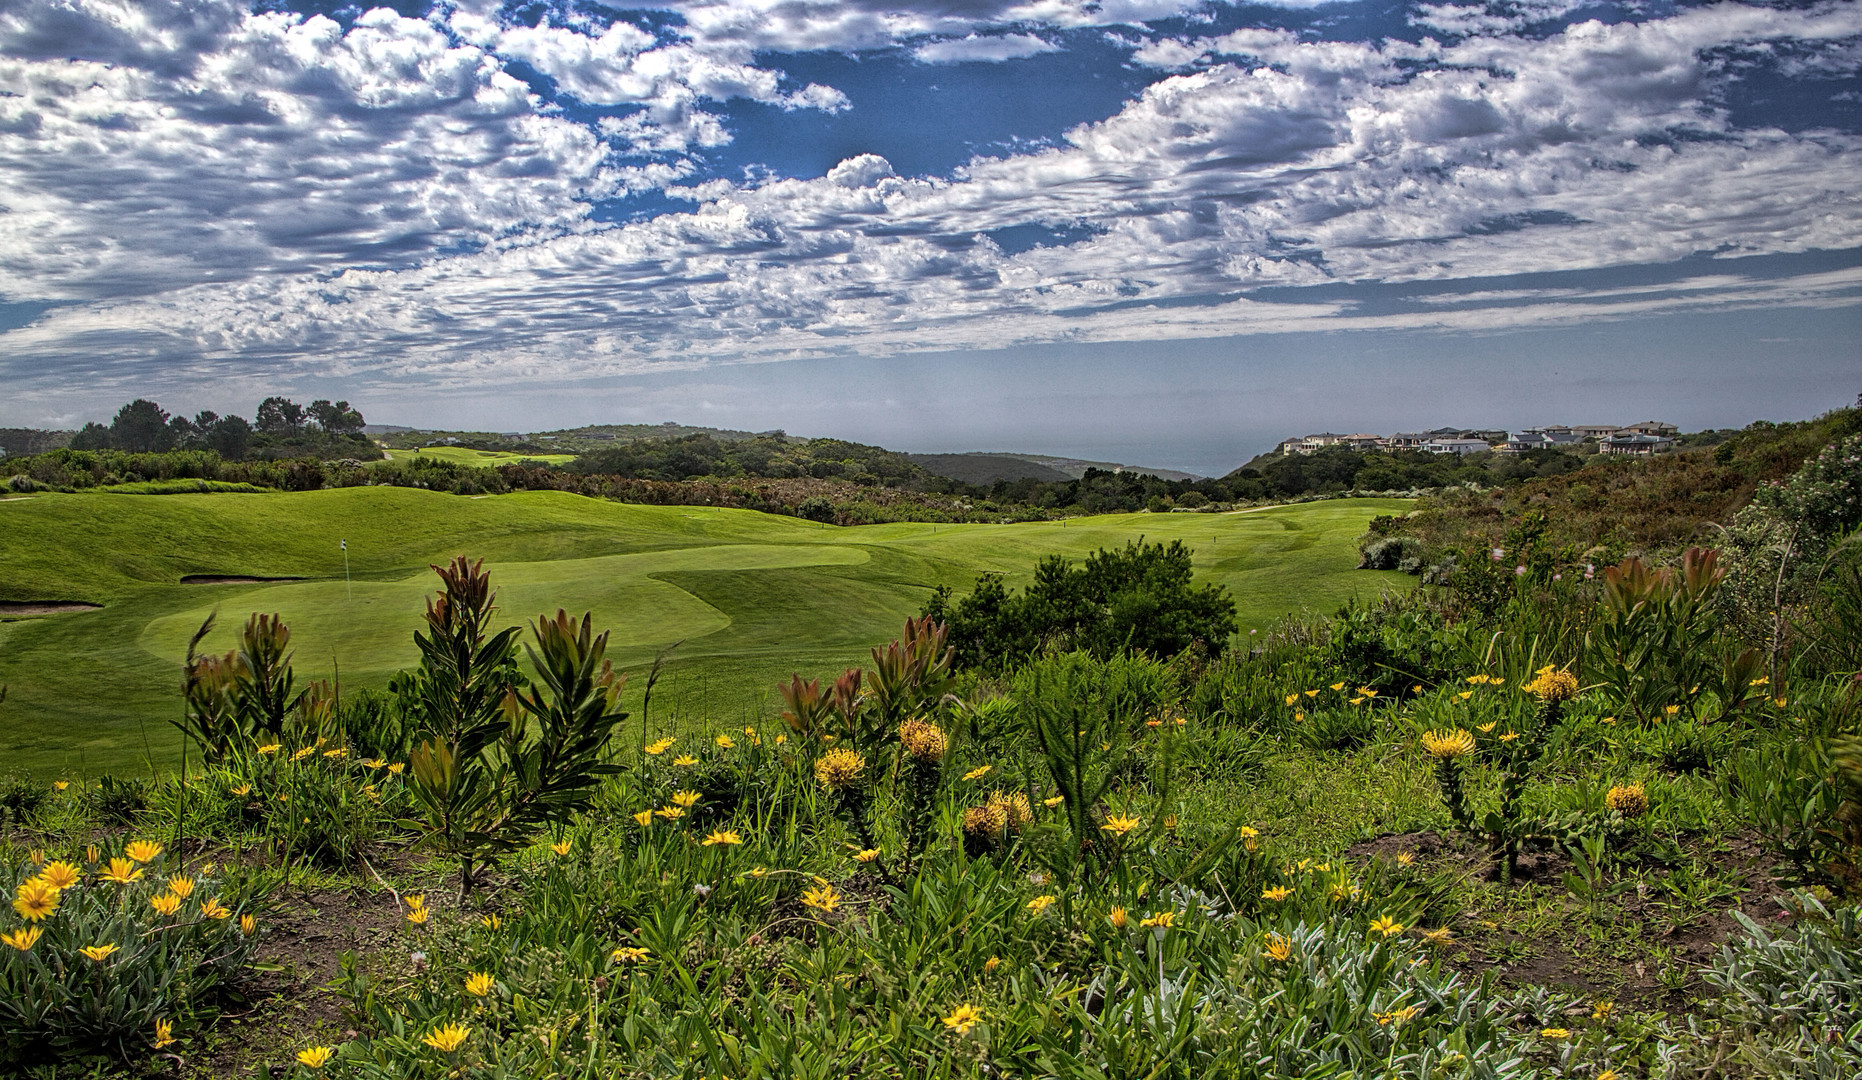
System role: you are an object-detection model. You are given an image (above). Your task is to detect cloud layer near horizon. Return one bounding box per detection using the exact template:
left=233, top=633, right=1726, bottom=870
left=0, top=0, right=1858, bottom=397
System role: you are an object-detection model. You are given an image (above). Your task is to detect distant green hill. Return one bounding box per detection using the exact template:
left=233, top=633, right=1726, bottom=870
left=904, top=453, right=1074, bottom=484
left=0, top=488, right=1410, bottom=773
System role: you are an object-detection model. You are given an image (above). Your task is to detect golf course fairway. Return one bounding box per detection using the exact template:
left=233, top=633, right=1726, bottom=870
left=0, top=488, right=1411, bottom=774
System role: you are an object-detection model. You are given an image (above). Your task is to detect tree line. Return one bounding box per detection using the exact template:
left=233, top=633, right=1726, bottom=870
left=67, top=398, right=370, bottom=460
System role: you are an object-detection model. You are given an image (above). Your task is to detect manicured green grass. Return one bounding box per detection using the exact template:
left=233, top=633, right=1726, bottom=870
left=0, top=489, right=1409, bottom=773
left=380, top=446, right=579, bottom=467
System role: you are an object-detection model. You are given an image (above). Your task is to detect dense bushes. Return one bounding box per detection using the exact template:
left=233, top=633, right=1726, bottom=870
left=924, top=539, right=1238, bottom=671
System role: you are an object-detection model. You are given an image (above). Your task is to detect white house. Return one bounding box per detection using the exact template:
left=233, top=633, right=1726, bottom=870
left=1422, top=438, right=1495, bottom=455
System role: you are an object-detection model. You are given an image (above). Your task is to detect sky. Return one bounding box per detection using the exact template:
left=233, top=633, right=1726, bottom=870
left=1, top=0, right=1858, bottom=474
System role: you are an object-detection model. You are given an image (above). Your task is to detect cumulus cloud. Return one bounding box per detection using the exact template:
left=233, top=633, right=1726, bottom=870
left=914, top=33, right=1059, bottom=63
left=2, top=0, right=1859, bottom=393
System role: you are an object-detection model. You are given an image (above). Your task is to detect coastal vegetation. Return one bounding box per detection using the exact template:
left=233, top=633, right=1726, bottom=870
left=1, top=405, right=1858, bottom=1078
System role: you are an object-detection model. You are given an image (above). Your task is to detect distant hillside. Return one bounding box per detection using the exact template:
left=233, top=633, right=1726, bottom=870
left=905, top=453, right=1073, bottom=484
left=911, top=451, right=1201, bottom=484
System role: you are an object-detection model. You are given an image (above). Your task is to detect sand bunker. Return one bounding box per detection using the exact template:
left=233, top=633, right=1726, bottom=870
left=0, top=601, right=102, bottom=615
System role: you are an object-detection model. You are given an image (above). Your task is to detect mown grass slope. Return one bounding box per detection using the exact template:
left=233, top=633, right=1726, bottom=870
left=0, top=488, right=1409, bottom=772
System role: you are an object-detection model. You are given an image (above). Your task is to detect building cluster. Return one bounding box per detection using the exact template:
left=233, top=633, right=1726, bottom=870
left=1276, top=421, right=1679, bottom=458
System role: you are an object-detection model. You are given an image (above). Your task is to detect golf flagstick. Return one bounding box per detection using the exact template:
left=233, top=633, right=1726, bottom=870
left=342, top=538, right=351, bottom=601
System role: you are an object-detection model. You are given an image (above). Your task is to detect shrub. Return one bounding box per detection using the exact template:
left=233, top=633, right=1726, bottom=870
left=0, top=843, right=260, bottom=1063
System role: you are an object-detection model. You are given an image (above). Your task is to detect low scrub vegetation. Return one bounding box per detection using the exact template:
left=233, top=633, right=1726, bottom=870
left=2, top=422, right=1861, bottom=1079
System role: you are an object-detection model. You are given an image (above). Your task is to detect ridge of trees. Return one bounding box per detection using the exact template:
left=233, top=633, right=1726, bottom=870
left=64, top=397, right=375, bottom=461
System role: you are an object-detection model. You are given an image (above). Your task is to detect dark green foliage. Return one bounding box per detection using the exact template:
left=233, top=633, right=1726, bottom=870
left=927, top=539, right=1237, bottom=671
left=0, top=775, right=47, bottom=828
left=575, top=432, right=927, bottom=487
left=87, top=774, right=151, bottom=825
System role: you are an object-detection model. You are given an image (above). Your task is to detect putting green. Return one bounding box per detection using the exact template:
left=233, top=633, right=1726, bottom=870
left=0, top=488, right=1410, bottom=774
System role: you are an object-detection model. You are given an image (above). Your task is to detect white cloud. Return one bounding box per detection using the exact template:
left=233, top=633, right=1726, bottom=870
left=2, top=1, right=1859, bottom=392
left=914, top=33, right=1059, bottom=64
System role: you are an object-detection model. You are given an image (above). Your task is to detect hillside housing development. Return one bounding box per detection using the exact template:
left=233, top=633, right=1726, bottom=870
left=1275, top=421, right=1678, bottom=458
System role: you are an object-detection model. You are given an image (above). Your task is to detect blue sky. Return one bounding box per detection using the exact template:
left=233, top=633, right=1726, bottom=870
left=0, top=0, right=1858, bottom=472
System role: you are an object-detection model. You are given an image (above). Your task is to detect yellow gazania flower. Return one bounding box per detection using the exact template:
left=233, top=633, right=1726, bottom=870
left=36, top=860, right=81, bottom=891
left=231, top=784, right=252, bottom=796
left=672, top=754, right=698, bottom=767
left=801, top=883, right=840, bottom=914
left=610, top=946, right=651, bottom=963
left=1522, top=666, right=1579, bottom=703
left=3, top=926, right=44, bottom=950
left=405, top=894, right=427, bottom=912
left=852, top=848, right=881, bottom=863
left=1396, top=852, right=1416, bottom=867
left=150, top=893, right=183, bottom=916
left=942, top=1003, right=984, bottom=1035
left=1370, top=915, right=1404, bottom=937
left=125, top=840, right=163, bottom=863
left=632, top=810, right=654, bottom=827
left=387, top=762, right=406, bottom=774
left=983, top=955, right=1001, bottom=973
left=1663, top=704, right=1681, bottom=716
left=321, top=747, right=347, bottom=759
left=1109, top=907, right=1129, bottom=929
left=655, top=806, right=685, bottom=820
left=1601, top=715, right=1617, bottom=725
left=1376, top=1006, right=1421, bottom=1026
left=671, top=790, right=701, bottom=808
left=1420, top=926, right=1455, bottom=947
left=1774, top=696, right=1788, bottom=709
left=1465, top=674, right=1487, bottom=685
left=1262, top=886, right=1292, bottom=902
left=153, top=1018, right=177, bottom=1049
left=1101, top=815, right=1142, bottom=837
left=962, top=765, right=993, bottom=781
left=296, top=1046, right=335, bottom=1068
left=240, top=913, right=257, bottom=936
left=1330, top=682, right=1345, bottom=691
left=550, top=840, right=573, bottom=856
left=405, top=905, right=430, bottom=925
left=1140, top=911, right=1176, bottom=929
left=1303, top=689, right=1319, bottom=697
left=1026, top=895, right=1057, bottom=915
left=421, top=1023, right=471, bottom=1053
left=1349, top=697, right=1364, bottom=706
left=1264, top=933, right=1293, bottom=962
left=714, top=734, right=735, bottom=749
left=701, top=829, right=743, bottom=847
left=1360, top=688, right=1378, bottom=698
left=166, top=875, right=195, bottom=898
left=1540, top=1028, right=1571, bottom=1039
left=200, top=897, right=231, bottom=920
left=1596, top=1072, right=1618, bottom=1080
left=54, top=780, right=70, bottom=792
left=84, top=844, right=100, bottom=864
left=465, top=972, right=494, bottom=997
left=81, top=943, right=119, bottom=961
left=1498, top=732, right=1520, bottom=742
left=1237, top=825, right=1260, bottom=838
left=1042, top=795, right=1065, bottom=808
left=291, top=747, right=317, bottom=761
left=13, top=881, right=59, bottom=922
left=1411, top=684, right=1423, bottom=694
left=1476, top=722, right=1497, bottom=733
left=1284, top=693, right=1300, bottom=706
left=1592, top=1000, right=1614, bottom=1020
left=1457, top=691, right=1474, bottom=701
left=1294, top=711, right=1305, bottom=722
left=361, top=757, right=385, bottom=769
left=644, top=738, right=676, bottom=755
left=481, top=914, right=502, bottom=930
left=256, top=743, right=280, bottom=755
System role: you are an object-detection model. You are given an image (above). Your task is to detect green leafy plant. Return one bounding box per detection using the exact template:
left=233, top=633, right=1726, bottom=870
left=0, top=843, right=260, bottom=1063
left=401, top=558, right=630, bottom=895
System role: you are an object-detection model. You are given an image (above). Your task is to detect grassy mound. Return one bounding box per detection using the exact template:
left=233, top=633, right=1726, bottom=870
left=0, top=489, right=1409, bottom=772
